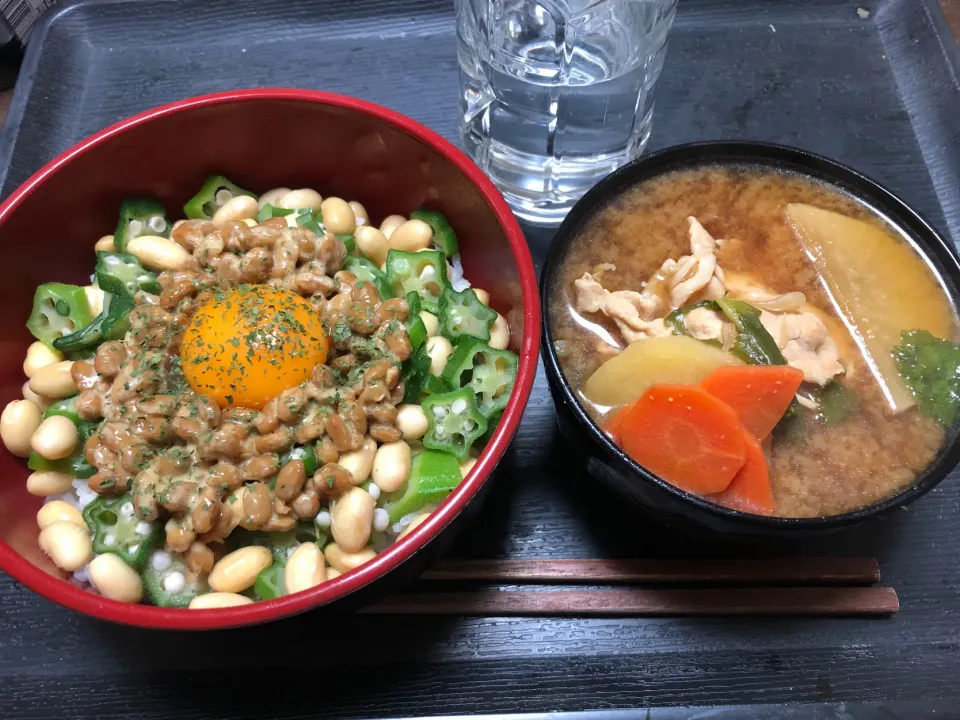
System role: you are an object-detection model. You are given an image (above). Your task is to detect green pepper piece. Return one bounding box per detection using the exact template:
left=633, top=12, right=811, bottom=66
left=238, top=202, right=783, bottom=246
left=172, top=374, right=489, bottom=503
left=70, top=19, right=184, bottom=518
left=69, top=422, right=98, bottom=479
left=43, top=396, right=80, bottom=423
left=383, top=449, right=463, bottom=524
left=253, top=563, right=286, bottom=600
left=28, top=451, right=65, bottom=473
left=52, top=312, right=104, bottom=353
left=338, top=234, right=356, bottom=254
left=401, top=344, right=432, bottom=404
left=893, top=329, right=960, bottom=426
left=715, top=296, right=787, bottom=366
left=421, top=388, right=488, bottom=461
left=403, top=291, right=428, bottom=352
left=406, top=289, right=422, bottom=317
left=54, top=292, right=135, bottom=353
left=95, top=252, right=160, bottom=298
left=421, top=374, right=451, bottom=398
left=184, top=175, right=255, bottom=221
left=343, top=256, right=394, bottom=300
left=385, top=249, right=448, bottom=314
left=256, top=203, right=296, bottom=222
left=114, top=196, right=169, bottom=251
left=410, top=209, right=459, bottom=257
left=28, top=450, right=96, bottom=479
left=143, top=551, right=209, bottom=608
left=100, top=293, right=135, bottom=341
left=295, top=209, right=323, bottom=235
left=27, top=419, right=97, bottom=478
left=83, top=492, right=163, bottom=570
left=440, top=338, right=518, bottom=419
left=438, top=285, right=497, bottom=345
left=256, top=205, right=324, bottom=234
left=281, top=444, right=320, bottom=477
left=407, top=316, right=428, bottom=352
left=26, top=283, right=95, bottom=348
left=665, top=300, right=722, bottom=340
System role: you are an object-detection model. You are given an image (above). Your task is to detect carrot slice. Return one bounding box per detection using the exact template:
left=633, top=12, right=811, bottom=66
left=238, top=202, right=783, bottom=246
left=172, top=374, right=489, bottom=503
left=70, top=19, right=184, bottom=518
left=614, top=384, right=748, bottom=495
left=700, top=365, right=804, bottom=440
left=711, top=430, right=774, bottom=515
left=604, top=406, right=629, bottom=444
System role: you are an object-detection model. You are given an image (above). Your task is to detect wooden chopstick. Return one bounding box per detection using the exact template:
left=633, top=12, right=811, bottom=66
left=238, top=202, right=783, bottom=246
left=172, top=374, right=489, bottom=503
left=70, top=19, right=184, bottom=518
left=421, top=557, right=881, bottom=585
left=363, top=587, right=900, bottom=617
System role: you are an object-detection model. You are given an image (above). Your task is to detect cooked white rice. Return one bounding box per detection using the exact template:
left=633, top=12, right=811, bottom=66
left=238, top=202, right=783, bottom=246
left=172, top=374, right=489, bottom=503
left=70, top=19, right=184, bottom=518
left=448, top=254, right=471, bottom=292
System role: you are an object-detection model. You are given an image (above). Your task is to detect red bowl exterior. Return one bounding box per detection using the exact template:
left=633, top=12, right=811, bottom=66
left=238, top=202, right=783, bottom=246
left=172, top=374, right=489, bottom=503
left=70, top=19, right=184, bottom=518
left=0, top=89, right=540, bottom=629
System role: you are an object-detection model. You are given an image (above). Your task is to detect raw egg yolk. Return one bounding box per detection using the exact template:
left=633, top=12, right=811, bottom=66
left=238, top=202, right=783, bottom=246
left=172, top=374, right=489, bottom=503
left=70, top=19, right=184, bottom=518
left=180, top=285, right=328, bottom=409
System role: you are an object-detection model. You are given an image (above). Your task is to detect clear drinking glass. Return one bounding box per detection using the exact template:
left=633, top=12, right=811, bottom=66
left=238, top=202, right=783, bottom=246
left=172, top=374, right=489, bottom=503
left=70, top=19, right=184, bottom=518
left=457, top=0, right=677, bottom=225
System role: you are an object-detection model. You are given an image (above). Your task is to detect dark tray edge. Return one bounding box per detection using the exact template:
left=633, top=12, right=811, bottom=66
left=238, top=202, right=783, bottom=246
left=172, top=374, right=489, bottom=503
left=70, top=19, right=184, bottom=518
left=2, top=0, right=958, bottom=201
left=0, top=0, right=185, bottom=196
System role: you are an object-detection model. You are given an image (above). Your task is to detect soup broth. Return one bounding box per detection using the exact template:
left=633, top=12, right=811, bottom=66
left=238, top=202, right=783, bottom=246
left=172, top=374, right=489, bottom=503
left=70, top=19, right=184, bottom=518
left=551, top=166, right=956, bottom=518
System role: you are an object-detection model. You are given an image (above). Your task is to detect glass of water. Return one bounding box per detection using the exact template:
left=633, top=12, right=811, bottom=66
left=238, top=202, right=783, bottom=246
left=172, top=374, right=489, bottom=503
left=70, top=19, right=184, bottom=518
left=457, top=0, right=677, bottom=225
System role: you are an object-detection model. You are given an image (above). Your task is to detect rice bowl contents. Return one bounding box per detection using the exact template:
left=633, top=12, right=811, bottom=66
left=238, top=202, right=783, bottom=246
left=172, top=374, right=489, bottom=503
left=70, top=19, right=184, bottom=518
left=2, top=178, right=517, bottom=607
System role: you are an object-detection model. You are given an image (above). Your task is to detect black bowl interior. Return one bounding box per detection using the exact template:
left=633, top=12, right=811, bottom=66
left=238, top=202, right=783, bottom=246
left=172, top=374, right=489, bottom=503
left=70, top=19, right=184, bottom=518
left=540, top=141, right=960, bottom=532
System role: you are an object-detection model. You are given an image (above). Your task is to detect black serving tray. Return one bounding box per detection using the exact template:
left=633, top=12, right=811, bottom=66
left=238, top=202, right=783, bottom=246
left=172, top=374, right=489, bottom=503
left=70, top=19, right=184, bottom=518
left=1, top=0, right=959, bottom=718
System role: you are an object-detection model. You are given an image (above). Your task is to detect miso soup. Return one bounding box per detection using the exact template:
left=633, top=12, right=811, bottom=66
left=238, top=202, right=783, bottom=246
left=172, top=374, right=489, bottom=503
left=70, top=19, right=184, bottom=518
left=551, top=166, right=958, bottom=518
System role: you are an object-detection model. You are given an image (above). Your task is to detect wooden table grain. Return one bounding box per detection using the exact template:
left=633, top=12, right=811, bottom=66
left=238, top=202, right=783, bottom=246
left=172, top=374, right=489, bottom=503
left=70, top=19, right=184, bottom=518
left=944, top=0, right=960, bottom=37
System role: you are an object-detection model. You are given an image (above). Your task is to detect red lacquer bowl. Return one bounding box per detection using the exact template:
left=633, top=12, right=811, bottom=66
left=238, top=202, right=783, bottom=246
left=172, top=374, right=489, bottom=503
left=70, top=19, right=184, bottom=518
left=0, top=89, right=539, bottom=629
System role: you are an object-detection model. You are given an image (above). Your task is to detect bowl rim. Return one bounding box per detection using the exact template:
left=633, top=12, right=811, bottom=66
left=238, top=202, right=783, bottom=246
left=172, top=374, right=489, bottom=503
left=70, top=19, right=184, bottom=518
left=0, top=87, right=541, bottom=629
left=540, top=139, right=960, bottom=531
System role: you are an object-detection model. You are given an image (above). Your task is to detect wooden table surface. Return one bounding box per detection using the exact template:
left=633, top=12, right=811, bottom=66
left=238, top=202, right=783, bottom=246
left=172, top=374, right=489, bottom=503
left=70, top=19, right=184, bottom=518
left=944, top=0, right=960, bottom=36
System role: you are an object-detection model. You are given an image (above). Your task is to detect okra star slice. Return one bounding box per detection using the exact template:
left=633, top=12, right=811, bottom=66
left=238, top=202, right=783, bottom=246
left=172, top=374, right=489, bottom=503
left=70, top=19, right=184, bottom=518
left=26, top=282, right=95, bottom=347
left=95, top=251, right=161, bottom=299
left=385, top=249, right=448, bottom=314
left=143, top=550, right=209, bottom=608
left=440, top=339, right=519, bottom=418
left=183, top=175, right=256, bottom=221
left=409, top=209, right=459, bottom=257
left=421, top=388, right=488, bottom=462
left=438, top=285, right=497, bottom=344
left=114, top=196, right=170, bottom=251
left=82, top=492, right=163, bottom=570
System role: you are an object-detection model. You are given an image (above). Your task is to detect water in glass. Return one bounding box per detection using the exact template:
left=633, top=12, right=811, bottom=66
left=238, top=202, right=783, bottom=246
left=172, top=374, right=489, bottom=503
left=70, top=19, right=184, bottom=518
left=457, top=0, right=677, bottom=225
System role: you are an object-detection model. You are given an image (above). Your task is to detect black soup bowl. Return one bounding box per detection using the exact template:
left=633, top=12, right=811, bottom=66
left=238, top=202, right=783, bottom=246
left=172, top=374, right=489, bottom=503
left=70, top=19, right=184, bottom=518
left=540, top=141, right=960, bottom=540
